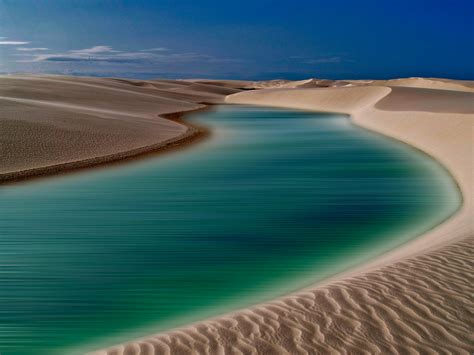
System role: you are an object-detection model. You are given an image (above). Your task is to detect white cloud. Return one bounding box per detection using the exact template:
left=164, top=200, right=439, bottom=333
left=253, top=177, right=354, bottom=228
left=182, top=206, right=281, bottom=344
left=0, top=40, right=30, bottom=45
left=16, top=47, right=49, bottom=51
left=140, top=47, right=169, bottom=52
left=19, top=45, right=229, bottom=65
left=69, top=45, right=119, bottom=55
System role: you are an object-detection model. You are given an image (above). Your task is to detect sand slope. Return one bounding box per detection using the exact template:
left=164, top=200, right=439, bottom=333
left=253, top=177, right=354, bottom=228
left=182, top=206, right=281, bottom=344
left=94, top=82, right=473, bottom=354
left=0, top=75, right=235, bottom=182
left=367, top=77, right=474, bottom=92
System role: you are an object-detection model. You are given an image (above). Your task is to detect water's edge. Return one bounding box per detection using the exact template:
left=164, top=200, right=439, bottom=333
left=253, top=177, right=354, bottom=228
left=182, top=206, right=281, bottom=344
left=0, top=105, right=212, bottom=185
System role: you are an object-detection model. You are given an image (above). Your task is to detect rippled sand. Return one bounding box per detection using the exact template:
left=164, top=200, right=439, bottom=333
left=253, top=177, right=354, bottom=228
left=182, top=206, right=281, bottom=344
left=93, top=237, right=473, bottom=354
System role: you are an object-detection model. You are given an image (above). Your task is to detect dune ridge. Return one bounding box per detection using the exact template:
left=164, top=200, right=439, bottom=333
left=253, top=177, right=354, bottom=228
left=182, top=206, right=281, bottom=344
left=195, top=77, right=474, bottom=92
left=92, top=81, right=473, bottom=354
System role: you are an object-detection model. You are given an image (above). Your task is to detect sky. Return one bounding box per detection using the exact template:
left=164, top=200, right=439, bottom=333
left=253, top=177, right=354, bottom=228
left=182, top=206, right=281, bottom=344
left=0, top=0, right=473, bottom=80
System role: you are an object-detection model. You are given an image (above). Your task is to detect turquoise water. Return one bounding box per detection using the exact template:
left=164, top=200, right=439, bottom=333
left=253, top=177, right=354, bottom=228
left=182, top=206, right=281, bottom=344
left=0, top=106, right=460, bottom=354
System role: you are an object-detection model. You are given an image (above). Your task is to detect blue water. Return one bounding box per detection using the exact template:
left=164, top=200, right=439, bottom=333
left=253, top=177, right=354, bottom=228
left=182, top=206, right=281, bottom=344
left=0, top=106, right=460, bottom=354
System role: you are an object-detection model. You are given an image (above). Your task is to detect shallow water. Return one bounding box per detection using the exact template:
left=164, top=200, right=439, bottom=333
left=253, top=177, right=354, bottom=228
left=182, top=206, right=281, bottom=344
left=0, top=106, right=460, bottom=354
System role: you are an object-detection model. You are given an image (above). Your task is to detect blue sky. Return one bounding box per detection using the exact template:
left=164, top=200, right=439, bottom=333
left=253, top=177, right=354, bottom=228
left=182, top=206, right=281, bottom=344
left=0, top=0, right=473, bottom=79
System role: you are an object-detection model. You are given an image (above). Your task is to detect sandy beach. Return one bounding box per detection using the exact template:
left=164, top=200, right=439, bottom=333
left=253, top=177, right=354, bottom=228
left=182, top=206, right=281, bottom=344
left=90, top=78, right=473, bottom=354
left=1, top=75, right=472, bottom=353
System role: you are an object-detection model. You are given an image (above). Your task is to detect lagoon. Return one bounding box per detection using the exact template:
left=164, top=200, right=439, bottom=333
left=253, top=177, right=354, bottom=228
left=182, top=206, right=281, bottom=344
left=0, top=106, right=460, bottom=354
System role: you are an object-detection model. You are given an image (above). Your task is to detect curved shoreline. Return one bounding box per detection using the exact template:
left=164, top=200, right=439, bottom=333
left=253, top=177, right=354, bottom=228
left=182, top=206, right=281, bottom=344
left=0, top=106, right=211, bottom=186
left=228, top=86, right=472, bottom=257
left=92, top=85, right=473, bottom=354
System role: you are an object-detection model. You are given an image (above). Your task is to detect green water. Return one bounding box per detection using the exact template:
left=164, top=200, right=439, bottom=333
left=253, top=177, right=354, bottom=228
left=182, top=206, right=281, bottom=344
left=0, top=106, right=460, bottom=354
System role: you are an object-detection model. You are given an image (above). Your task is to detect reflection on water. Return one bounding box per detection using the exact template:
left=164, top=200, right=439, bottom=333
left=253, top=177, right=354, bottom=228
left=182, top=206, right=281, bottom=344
left=0, top=106, right=460, bottom=354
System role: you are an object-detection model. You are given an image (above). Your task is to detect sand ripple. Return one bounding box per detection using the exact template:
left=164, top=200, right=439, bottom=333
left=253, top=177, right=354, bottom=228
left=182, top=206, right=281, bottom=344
left=94, top=236, right=473, bottom=354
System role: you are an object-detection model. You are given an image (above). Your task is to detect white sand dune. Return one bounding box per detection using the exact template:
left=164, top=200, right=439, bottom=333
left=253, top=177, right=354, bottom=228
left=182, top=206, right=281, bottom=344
left=198, top=77, right=474, bottom=92
left=92, top=82, right=473, bottom=354
left=368, top=77, right=474, bottom=92
left=0, top=75, right=234, bottom=182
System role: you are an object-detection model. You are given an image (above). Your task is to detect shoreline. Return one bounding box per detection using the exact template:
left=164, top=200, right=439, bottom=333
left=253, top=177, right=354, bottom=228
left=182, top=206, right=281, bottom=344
left=228, top=86, right=472, bottom=254
left=223, top=87, right=472, bottom=280
left=92, top=84, right=472, bottom=353
left=0, top=106, right=212, bottom=186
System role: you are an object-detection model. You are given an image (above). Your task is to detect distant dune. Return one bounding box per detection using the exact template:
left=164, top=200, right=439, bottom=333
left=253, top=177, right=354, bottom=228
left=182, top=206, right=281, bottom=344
left=196, top=76, right=474, bottom=92
left=366, top=77, right=474, bottom=92
left=92, top=78, right=473, bottom=354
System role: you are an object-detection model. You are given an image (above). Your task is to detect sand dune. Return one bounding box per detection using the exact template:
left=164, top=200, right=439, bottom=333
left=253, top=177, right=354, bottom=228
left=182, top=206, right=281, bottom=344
left=190, top=78, right=350, bottom=90
left=93, top=81, right=473, bottom=354
left=285, top=77, right=474, bottom=91
left=186, top=79, right=257, bottom=90
left=375, top=87, right=474, bottom=113
left=368, top=77, right=474, bottom=92
left=197, top=77, right=474, bottom=92
left=0, top=75, right=235, bottom=182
